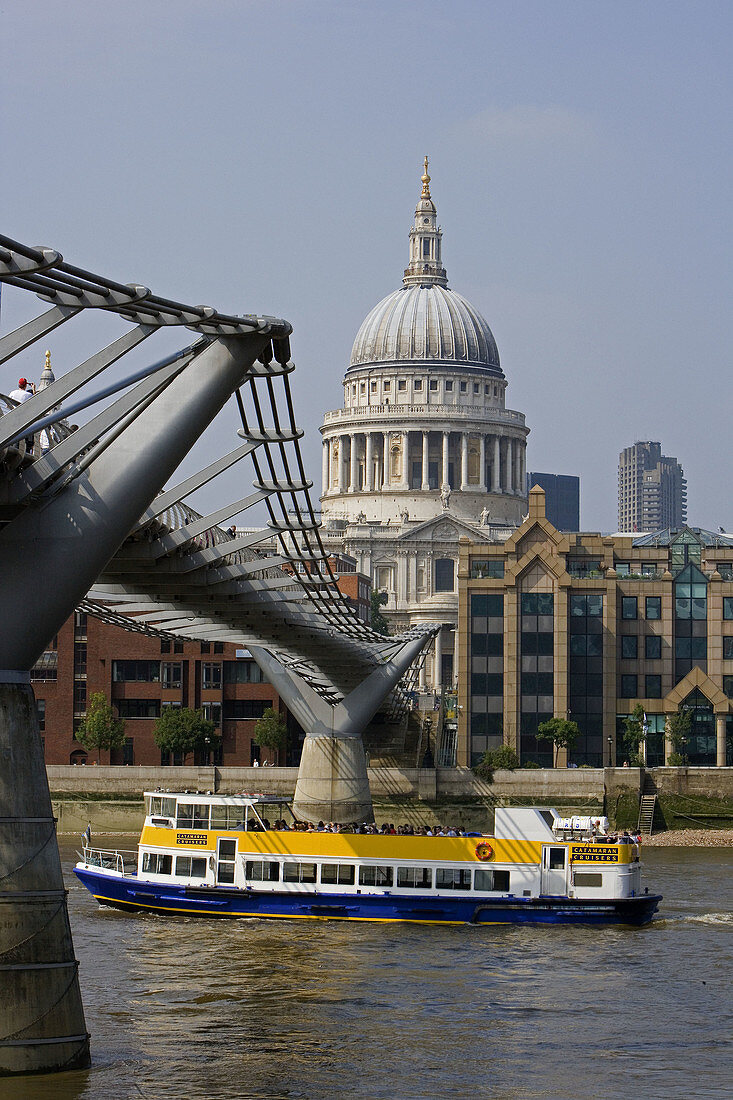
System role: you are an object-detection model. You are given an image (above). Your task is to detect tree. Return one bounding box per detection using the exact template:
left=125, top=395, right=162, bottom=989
left=74, top=692, right=126, bottom=764
left=667, top=708, right=692, bottom=766
left=253, top=707, right=288, bottom=764
left=153, top=706, right=218, bottom=764
left=536, top=717, right=581, bottom=767
left=370, top=590, right=390, bottom=635
left=622, top=703, right=647, bottom=766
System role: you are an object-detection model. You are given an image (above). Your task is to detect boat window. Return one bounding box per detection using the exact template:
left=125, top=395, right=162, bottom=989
left=217, top=839, right=237, bottom=885
left=284, top=861, right=317, bottom=884
left=397, top=867, right=433, bottom=889
left=175, top=856, right=207, bottom=878
left=320, top=863, right=356, bottom=886
left=549, top=848, right=566, bottom=870
left=141, top=852, right=172, bottom=875
left=474, top=868, right=510, bottom=892
left=177, top=803, right=210, bottom=829
left=435, top=868, right=472, bottom=890
left=210, top=805, right=245, bottom=830
left=245, top=860, right=281, bottom=882
left=574, top=872, right=603, bottom=887
left=358, top=865, right=394, bottom=888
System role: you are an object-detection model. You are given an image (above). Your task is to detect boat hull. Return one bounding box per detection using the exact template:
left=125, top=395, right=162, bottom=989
left=74, top=867, right=661, bottom=927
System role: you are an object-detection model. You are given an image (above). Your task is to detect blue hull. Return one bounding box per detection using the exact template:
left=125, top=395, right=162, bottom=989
left=74, top=867, right=661, bottom=927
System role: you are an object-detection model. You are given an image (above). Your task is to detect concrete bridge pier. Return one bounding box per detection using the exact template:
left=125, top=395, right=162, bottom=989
left=0, top=677, right=90, bottom=1075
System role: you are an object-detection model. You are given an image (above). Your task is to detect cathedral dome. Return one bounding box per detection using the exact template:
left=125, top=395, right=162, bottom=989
left=348, top=283, right=502, bottom=375
left=347, top=157, right=502, bottom=378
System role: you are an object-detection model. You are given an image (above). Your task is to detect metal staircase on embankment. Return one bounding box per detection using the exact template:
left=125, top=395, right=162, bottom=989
left=637, top=773, right=658, bottom=835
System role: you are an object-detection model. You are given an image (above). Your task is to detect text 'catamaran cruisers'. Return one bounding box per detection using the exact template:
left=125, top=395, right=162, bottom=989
left=75, top=793, right=662, bottom=926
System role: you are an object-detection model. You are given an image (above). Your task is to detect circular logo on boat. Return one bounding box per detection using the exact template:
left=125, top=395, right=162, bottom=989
left=475, top=842, right=493, bottom=861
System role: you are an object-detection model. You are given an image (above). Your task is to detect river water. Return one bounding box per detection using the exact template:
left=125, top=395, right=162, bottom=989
left=5, top=843, right=731, bottom=1100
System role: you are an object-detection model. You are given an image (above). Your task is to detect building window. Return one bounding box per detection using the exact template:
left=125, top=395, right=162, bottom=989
left=173, top=641, right=184, bottom=654
left=460, top=381, right=467, bottom=392
left=200, top=642, right=211, bottom=654
left=213, top=642, right=224, bottom=654
left=723, top=597, right=733, bottom=620
left=434, top=558, right=455, bottom=593
left=223, top=660, right=263, bottom=683
left=222, top=700, right=271, bottom=720
left=621, top=597, right=638, bottom=620
left=370, top=381, right=377, bottom=392
left=429, top=380, right=438, bottom=391
left=160, top=640, right=171, bottom=654
left=202, top=663, right=222, bottom=690
left=645, top=635, right=662, bottom=660
left=414, top=379, right=422, bottom=390
left=470, top=560, right=504, bottom=579
left=445, top=381, right=453, bottom=391
left=397, top=380, right=406, bottom=391
left=645, top=675, right=662, bottom=698
left=620, top=675, right=638, bottom=698
left=383, top=381, right=391, bottom=392
left=113, top=660, right=161, bottom=683
left=723, top=676, right=733, bottom=699
left=723, top=637, right=733, bottom=660
left=473, top=383, right=479, bottom=393
left=568, top=559, right=601, bottom=578
left=616, top=563, right=630, bottom=577
left=31, top=650, right=58, bottom=681
left=646, top=596, right=661, bottom=620
left=161, top=662, right=183, bottom=689
left=621, top=635, right=638, bottom=660
left=116, top=699, right=161, bottom=719
left=201, top=702, right=222, bottom=728
left=36, top=699, right=46, bottom=731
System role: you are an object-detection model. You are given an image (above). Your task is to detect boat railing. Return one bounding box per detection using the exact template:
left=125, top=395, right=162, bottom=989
left=81, top=845, right=137, bottom=876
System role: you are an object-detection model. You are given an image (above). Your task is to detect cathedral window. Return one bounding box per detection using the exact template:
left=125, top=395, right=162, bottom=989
left=460, top=382, right=467, bottom=393
left=383, top=381, right=391, bottom=391
left=429, top=380, right=438, bottom=391
left=414, top=379, right=422, bottom=390
left=370, top=381, right=377, bottom=392
left=473, top=383, right=479, bottom=394
left=435, top=559, right=455, bottom=593
left=445, top=381, right=453, bottom=391
left=422, top=238, right=431, bottom=258
left=398, top=380, right=406, bottom=391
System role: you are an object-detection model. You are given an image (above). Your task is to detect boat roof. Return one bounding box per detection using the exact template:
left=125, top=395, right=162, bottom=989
left=145, top=791, right=287, bottom=807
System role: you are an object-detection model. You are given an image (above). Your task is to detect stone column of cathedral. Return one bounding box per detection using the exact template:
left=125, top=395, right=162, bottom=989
left=382, top=432, right=389, bottom=490
left=493, top=435, right=501, bottom=491
left=441, top=431, right=450, bottom=489
left=460, top=433, right=469, bottom=491
left=506, top=436, right=514, bottom=494
left=365, top=432, right=374, bottom=491
left=479, top=434, right=487, bottom=492
left=421, top=431, right=430, bottom=490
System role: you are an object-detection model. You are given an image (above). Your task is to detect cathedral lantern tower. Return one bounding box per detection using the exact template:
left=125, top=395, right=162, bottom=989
left=320, top=160, right=529, bottom=527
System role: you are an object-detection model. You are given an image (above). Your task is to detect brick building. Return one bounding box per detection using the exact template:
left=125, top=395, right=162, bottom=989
left=32, top=612, right=301, bottom=767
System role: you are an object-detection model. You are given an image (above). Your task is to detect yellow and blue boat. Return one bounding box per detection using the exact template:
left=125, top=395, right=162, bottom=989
left=74, top=793, right=662, bottom=926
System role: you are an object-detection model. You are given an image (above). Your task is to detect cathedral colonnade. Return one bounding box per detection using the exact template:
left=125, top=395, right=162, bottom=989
left=322, top=429, right=526, bottom=497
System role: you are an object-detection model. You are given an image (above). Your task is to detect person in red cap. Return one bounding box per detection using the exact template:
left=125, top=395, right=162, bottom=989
left=9, top=377, right=36, bottom=405
left=8, top=377, right=37, bottom=454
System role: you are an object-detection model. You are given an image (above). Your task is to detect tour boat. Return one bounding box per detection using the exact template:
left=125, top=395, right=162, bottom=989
left=74, top=792, right=662, bottom=926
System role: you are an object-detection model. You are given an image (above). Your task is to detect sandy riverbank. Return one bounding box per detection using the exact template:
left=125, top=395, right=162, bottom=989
left=643, top=829, right=733, bottom=847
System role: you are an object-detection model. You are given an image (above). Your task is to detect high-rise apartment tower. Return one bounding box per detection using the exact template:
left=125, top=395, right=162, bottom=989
left=618, top=441, right=687, bottom=531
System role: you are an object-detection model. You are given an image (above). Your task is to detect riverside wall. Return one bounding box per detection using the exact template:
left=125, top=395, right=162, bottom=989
left=48, top=765, right=733, bottom=834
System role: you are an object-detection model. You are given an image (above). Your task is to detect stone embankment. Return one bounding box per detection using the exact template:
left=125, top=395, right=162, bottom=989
left=644, top=829, right=733, bottom=847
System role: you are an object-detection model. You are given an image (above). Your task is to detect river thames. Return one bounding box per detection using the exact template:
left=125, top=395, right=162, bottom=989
left=5, top=842, right=731, bottom=1100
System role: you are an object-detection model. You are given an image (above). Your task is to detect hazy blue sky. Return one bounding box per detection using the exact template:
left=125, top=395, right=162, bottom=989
left=3, top=1, right=731, bottom=531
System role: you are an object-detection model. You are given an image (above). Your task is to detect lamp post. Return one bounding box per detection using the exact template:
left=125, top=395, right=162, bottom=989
left=204, top=735, right=211, bottom=766
left=608, top=736, right=613, bottom=768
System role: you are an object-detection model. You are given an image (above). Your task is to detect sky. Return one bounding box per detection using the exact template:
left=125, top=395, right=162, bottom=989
left=2, top=0, right=731, bottom=532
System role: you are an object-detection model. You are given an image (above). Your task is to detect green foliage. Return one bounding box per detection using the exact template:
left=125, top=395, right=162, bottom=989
left=253, top=707, right=288, bottom=756
left=536, top=717, right=581, bottom=766
left=487, top=745, right=520, bottom=770
left=153, top=706, right=218, bottom=762
left=74, top=692, right=126, bottom=763
left=667, top=709, right=692, bottom=764
left=472, top=744, right=520, bottom=780
left=521, top=759, right=541, bottom=769
left=622, top=703, right=647, bottom=766
left=370, top=590, right=390, bottom=635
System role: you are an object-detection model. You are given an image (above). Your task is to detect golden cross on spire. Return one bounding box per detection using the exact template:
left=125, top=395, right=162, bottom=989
left=421, top=155, right=431, bottom=198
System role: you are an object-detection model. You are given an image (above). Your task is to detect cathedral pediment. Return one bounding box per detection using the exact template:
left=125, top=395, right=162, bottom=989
left=395, top=513, right=493, bottom=545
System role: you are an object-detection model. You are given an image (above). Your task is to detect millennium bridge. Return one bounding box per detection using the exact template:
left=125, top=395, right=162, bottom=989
left=0, top=235, right=435, bottom=1074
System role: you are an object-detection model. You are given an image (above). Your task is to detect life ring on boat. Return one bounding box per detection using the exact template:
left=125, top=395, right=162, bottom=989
left=475, top=842, right=493, bottom=861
